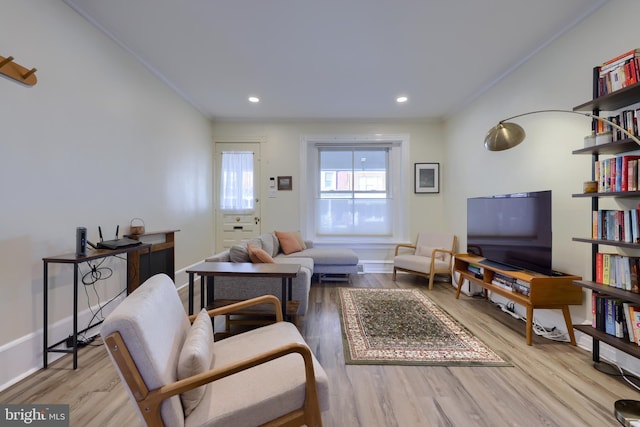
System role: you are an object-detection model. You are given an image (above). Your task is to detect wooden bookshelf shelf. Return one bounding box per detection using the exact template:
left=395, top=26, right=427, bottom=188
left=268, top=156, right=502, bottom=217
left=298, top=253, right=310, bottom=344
left=572, top=237, right=640, bottom=250
left=574, top=324, right=640, bottom=358
left=572, top=190, right=640, bottom=198
left=573, top=81, right=640, bottom=112
left=572, top=138, right=640, bottom=155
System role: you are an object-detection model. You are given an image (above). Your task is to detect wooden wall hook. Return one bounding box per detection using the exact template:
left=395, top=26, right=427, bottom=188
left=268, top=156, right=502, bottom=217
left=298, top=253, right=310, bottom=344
left=0, top=56, right=14, bottom=68
left=22, top=68, right=37, bottom=80
left=0, top=54, right=37, bottom=86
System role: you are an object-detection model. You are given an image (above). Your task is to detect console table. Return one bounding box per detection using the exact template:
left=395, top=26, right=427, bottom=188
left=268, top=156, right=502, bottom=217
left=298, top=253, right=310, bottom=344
left=43, top=244, right=151, bottom=369
left=185, top=262, right=300, bottom=318
left=454, top=254, right=582, bottom=345
left=124, top=229, right=179, bottom=293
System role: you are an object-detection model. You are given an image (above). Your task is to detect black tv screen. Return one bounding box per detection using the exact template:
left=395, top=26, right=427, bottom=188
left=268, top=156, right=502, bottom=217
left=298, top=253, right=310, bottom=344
left=466, top=190, right=553, bottom=276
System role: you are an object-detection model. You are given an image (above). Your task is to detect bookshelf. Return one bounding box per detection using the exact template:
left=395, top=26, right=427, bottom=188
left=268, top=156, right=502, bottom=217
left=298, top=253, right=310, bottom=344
left=572, top=58, right=640, bottom=362
left=453, top=254, right=582, bottom=346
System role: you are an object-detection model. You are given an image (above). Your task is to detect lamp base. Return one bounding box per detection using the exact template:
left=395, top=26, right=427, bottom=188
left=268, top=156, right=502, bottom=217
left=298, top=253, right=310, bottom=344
left=615, top=400, right=640, bottom=426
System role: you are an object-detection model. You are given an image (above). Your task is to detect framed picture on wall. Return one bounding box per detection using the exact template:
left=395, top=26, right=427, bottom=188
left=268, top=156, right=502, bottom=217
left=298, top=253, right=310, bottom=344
left=278, top=176, right=292, bottom=191
left=414, top=163, right=439, bottom=193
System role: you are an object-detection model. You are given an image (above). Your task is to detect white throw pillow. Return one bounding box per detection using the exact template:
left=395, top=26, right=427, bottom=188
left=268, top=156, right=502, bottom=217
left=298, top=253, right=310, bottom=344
left=416, top=245, right=446, bottom=261
left=177, top=308, right=214, bottom=416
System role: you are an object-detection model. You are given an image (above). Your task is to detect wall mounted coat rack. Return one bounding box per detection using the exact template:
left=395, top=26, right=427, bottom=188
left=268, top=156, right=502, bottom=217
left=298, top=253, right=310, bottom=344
left=0, top=54, right=37, bottom=86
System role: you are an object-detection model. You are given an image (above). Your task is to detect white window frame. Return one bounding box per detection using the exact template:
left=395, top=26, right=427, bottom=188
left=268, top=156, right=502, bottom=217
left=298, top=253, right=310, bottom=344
left=300, top=134, right=410, bottom=244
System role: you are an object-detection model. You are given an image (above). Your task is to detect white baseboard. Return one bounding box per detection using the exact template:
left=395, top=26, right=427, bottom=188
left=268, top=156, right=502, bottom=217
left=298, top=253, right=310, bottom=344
left=359, top=260, right=392, bottom=273
left=0, top=293, right=126, bottom=392
left=0, top=265, right=196, bottom=392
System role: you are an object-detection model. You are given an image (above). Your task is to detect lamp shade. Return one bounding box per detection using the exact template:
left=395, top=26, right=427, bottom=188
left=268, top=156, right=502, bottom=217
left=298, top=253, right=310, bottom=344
left=484, top=109, right=640, bottom=152
left=484, top=122, right=526, bottom=151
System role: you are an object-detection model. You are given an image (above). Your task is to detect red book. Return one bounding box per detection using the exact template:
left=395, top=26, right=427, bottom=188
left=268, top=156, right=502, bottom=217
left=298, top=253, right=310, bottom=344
left=621, top=156, right=640, bottom=191
left=601, top=49, right=640, bottom=73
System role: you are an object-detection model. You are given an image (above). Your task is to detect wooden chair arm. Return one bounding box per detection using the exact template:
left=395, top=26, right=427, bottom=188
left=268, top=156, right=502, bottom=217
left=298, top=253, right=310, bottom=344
left=188, top=294, right=283, bottom=323
left=394, top=243, right=415, bottom=256
left=142, top=342, right=318, bottom=423
left=432, top=248, right=453, bottom=258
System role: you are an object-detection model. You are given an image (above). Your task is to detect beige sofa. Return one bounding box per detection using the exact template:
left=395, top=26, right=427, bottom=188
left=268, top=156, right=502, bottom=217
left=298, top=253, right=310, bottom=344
left=205, top=232, right=359, bottom=316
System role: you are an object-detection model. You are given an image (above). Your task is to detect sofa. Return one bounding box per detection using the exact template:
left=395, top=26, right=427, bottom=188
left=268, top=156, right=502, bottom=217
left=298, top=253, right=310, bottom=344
left=205, top=232, right=359, bottom=317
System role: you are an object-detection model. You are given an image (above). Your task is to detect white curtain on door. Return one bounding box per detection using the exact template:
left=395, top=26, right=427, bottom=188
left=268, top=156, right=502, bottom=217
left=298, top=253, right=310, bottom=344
left=219, top=151, right=254, bottom=211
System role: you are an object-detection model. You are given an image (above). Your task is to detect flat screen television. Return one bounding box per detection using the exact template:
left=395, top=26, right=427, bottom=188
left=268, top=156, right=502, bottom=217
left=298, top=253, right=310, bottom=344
left=466, top=190, right=553, bottom=276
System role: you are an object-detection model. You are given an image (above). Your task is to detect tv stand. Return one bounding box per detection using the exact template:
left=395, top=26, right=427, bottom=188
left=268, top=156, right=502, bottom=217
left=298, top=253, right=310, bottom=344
left=478, top=259, right=521, bottom=271
left=454, top=254, right=583, bottom=345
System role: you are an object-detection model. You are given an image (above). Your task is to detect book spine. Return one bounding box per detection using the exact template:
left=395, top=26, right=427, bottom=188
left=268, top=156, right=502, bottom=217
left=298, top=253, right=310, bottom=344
left=633, top=310, right=640, bottom=345
left=605, top=298, right=616, bottom=336
left=593, top=66, right=601, bottom=99
left=623, top=302, right=636, bottom=342
left=596, top=296, right=606, bottom=331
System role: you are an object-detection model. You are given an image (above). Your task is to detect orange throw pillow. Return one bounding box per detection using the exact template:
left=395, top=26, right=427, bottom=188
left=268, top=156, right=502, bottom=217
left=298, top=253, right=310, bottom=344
left=247, top=244, right=275, bottom=263
left=275, top=231, right=306, bottom=255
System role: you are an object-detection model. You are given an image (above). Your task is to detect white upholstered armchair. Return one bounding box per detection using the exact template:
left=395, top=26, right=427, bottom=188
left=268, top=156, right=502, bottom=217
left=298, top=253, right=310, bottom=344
left=101, top=273, right=329, bottom=427
left=392, top=232, right=457, bottom=290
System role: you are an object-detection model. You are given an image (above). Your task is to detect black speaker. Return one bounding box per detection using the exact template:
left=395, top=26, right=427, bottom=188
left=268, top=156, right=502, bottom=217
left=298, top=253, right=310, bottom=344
left=76, top=227, right=87, bottom=257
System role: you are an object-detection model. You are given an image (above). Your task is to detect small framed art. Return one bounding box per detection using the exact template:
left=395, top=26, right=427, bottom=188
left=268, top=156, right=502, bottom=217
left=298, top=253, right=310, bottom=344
left=277, top=176, right=292, bottom=191
left=414, top=163, right=439, bottom=193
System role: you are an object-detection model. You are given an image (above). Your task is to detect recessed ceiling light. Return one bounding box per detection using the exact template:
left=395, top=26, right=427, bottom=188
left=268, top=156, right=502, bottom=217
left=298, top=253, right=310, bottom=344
left=396, top=96, right=408, bottom=103
left=248, top=96, right=260, bottom=103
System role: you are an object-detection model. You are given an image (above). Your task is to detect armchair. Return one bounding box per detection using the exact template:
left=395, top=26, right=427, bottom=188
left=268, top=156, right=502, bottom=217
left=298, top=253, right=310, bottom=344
left=392, top=232, right=457, bottom=290
left=100, top=273, right=329, bottom=427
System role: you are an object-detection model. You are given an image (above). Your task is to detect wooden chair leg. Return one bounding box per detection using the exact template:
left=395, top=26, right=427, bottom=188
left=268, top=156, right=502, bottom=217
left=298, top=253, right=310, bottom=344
left=428, top=273, right=435, bottom=290
left=392, top=268, right=397, bottom=281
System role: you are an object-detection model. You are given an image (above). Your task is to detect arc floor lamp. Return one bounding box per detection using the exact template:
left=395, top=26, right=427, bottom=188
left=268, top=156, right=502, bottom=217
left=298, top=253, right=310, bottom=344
left=484, top=109, right=640, bottom=151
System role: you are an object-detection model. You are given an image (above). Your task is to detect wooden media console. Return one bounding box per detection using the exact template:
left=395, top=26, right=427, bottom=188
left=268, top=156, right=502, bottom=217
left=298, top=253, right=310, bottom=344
left=453, top=254, right=582, bottom=345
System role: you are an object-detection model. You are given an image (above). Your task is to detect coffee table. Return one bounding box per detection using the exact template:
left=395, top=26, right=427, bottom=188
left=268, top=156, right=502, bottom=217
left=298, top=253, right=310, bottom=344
left=186, top=262, right=300, bottom=318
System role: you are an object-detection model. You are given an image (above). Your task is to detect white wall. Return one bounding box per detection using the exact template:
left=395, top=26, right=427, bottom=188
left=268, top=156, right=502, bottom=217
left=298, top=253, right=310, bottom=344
left=445, top=0, right=640, bottom=370
left=211, top=119, right=449, bottom=263
left=0, top=1, right=214, bottom=388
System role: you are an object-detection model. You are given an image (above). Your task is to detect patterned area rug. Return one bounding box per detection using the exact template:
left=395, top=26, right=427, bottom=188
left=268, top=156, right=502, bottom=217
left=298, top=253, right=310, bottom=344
left=337, top=288, right=511, bottom=366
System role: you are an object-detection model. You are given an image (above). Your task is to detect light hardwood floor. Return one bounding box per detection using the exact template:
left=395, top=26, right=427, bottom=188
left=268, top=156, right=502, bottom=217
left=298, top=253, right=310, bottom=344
left=1, top=273, right=636, bottom=426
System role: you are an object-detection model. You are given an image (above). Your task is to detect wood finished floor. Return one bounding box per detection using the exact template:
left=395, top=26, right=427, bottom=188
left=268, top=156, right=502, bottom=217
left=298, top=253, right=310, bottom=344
left=1, top=273, right=636, bottom=426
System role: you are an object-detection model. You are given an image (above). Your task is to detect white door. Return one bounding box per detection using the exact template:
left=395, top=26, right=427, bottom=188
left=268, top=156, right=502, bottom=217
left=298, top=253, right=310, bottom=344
left=214, top=142, right=261, bottom=252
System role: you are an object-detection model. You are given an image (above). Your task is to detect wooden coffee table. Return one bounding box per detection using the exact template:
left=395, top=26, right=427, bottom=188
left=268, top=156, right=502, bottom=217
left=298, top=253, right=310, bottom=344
left=186, top=262, right=300, bottom=318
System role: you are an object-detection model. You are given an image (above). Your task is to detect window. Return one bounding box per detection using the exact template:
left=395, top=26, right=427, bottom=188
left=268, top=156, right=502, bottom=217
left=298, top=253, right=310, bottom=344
left=219, top=151, right=254, bottom=212
left=301, top=135, right=409, bottom=243
left=318, top=147, right=390, bottom=235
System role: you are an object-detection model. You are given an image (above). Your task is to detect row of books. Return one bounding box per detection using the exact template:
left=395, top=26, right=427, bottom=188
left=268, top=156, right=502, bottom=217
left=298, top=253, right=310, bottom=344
left=597, top=48, right=640, bottom=97
left=593, top=295, right=640, bottom=345
left=594, top=155, right=640, bottom=193
left=594, top=253, right=640, bottom=291
left=467, top=263, right=483, bottom=277
left=491, top=272, right=530, bottom=296
left=595, top=110, right=640, bottom=141
left=592, top=209, right=640, bottom=244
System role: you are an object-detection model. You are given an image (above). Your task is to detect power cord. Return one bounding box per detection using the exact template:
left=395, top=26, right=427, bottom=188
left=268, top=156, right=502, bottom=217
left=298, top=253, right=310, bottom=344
left=494, top=301, right=570, bottom=342
left=73, top=259, right=125, bottom=346
left=594, top=359, right=640, bottom=392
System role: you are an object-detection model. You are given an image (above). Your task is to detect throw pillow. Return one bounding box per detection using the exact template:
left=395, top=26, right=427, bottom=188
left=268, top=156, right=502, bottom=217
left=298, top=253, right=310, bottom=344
left=248, top=243, right=275, bottom=263
left=416, top=245, right=446, bottom=261
left=177, top=308, right=214, bottom=416
left=259, top=233, right=275, bottom=258
left=275, top=230, right=307, bottom=255
left=229, top=243, right=250, bottom=263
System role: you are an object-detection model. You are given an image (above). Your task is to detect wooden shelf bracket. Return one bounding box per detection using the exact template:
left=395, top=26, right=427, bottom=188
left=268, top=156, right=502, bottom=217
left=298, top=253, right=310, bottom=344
left=0, top=54, right=37, bottom=86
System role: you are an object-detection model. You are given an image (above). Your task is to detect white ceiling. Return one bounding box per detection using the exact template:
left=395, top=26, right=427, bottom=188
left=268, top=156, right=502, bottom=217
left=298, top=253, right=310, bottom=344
left=63, top=0, right=608, bottom=121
